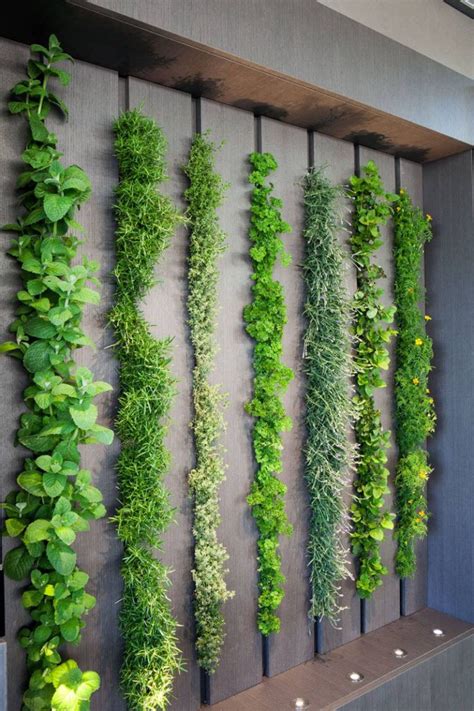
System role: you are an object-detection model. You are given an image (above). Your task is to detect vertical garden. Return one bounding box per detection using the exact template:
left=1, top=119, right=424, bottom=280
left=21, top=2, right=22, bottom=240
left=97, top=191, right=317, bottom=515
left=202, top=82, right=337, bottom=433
left=1, top=33, right=437, bottom=711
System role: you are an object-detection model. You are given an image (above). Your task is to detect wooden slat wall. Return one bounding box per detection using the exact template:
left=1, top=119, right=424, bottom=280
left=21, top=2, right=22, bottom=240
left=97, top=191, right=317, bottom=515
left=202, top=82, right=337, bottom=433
left=398, top=159, right=428, bottom=616
left=359, top=147, right=400, bottom=633
left=199, top=99, right=262, bottom=704
left=312, top=133, right=360, bottom=652
left=260, top=118, right=314, bottom=676
left=126, top=79, right=201, bottom=711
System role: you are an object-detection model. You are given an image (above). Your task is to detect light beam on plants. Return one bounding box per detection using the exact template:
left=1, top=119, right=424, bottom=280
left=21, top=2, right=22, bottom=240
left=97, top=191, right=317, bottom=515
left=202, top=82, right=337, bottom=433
left=393, top=189, right=435, bottom=578
left=110, top=108, right=184, bottom=710
left=302, top=167, right=353, bottom=624
left=244, top=152, right=294, bottom=636
left=348, top=160, right=397, bottom=599
left=1, top=35, right=113, bottom=709
left=183, top=132, right=233, bottom=674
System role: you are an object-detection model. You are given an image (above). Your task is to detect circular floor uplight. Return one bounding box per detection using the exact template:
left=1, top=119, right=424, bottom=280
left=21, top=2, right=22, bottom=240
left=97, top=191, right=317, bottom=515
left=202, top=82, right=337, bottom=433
left=293, top=698, right=309, bottom=710
left=432, top=628, right=445, bottom=637
left=394, top=648, right=407, bottom=658
left=348, top=671, right=364, bottom=683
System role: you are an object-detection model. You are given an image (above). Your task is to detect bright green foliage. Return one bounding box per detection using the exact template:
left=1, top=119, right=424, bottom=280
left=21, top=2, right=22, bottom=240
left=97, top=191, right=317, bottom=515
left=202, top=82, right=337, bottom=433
left=302, top=168, right=353, bottom=623
left=393, top=190, right=435, bottom=578
left=110, top=108, right=183, bottom=709
left=183, top=132, right=233, bottom=673
left=348, top=160, right=397, bottom=598
left=1, top=35, right=112, bottom=709
left=244, top=152, right=294, bottom=636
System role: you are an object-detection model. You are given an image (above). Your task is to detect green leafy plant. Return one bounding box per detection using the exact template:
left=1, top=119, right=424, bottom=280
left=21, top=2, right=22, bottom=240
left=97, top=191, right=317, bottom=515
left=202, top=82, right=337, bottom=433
left=183, top=132, right=233, bottom=673
left=1, top=35, right=113, bottom=710
left=244, top=152, right=294, bottom=636
left=348, top=160, right=397, bottom=598
left=110, top=108, right=184, bottom=709
left=393, top=189, right=435, bottom=578
left=302, top=167, right=353, bottom=623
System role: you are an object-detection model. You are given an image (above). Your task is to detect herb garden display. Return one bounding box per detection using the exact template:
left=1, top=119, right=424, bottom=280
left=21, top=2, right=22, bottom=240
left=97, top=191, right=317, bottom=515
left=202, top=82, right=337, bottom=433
left=1, top=34, right=437, bottom=711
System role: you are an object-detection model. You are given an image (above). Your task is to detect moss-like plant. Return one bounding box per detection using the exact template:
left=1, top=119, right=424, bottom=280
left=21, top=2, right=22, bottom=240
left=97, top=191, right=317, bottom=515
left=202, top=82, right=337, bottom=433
left=348, top=160, right=397, bottom=599
left=109, top=108, right=184, bottom=710
left=244, top=152, right=294, bottom=636
left=393, top=189, right=435, bottom=578
left=1, top=35, right=113, bottom=709
left=302, top=167, right=353, bottom=623
left=183, top=132, right=233, bottom=673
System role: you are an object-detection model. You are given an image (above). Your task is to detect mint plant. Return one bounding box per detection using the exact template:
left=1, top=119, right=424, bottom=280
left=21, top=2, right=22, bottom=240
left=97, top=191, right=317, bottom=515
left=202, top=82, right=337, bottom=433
left=1, top=35, right=112, bottom=709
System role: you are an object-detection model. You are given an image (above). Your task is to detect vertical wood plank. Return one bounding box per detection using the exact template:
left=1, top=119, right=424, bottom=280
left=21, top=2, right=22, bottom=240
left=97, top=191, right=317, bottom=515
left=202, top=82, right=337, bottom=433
left=260, top=118, right=314, bottom=676
left=127, top=79, right=201, bottom=711
left=312, top=133, right=360, bottom=652
left=359, top=147, right=400, bottom=632
left=398, top=159, right=428, bottom=616
left=0, top=37, right=31, bottom=711
left=200, top=98, right=262, bottom=704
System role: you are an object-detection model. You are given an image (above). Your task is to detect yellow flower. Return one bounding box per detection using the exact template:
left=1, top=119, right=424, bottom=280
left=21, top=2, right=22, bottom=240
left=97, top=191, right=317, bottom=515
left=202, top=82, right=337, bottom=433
left=396, top=206, right=401, bottom=212
left=400, top=188, right=405, bottom=195
left=415, top=338, right=423, bottom=346
left=426, top=213, right=432, bottom=221
left=407, top=287, right=414, bottom=294
left=412, top=377, right=419, bottom=385
left=426, top=388, right=430, bottom=394
left=419, top=471, right=428, bottom=480
left=418, top=510, right=426, bottom=517
left=425, top=314, right=432, bottom=321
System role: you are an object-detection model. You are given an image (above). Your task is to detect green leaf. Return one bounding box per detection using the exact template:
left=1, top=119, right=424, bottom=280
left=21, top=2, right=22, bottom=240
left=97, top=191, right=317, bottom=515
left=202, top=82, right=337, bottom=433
left=69, top=405, right=98, bottom=431
left=44, top=193, right=74, bottom=222
left=5, top=518, right=26, bottom=537
left=24, top=317, right=57, bottom=339
left=22, top=589, right=43, bottom=608
left=46, top=540, right=76, bottom=576
left=0, top=341, right=20, bottom=353
left=72, top=287, right=100, bottom=305
left=60, top=617, right=80, bottom=642
left=369, top=528, right=384, bottom=541
left=24, top=519, right=51, bottom=543
left=24, top=341, right=51, bottom=372
left=29, top=114, right=49, bottom=143
left=43, top=471, right=67, bottom=497
left=4, top=545, right=34, bottom=580
left=55, top=526, right=76, bottom=545
left=17, top=471, right=46, bottom=496
left=86, top=424, right=114, bottom=445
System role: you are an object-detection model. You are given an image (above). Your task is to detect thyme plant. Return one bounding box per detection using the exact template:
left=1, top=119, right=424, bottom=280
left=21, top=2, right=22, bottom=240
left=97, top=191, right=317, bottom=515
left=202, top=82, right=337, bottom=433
left=110, top=108, right=183, bottom=709
left=244, top=152, right=294, bottom=636
left=1, top=35, right=113, bottom=709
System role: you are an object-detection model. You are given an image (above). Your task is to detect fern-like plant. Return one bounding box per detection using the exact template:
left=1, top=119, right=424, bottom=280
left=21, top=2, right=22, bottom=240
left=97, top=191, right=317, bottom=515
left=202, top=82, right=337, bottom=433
left=110, top=108, right=183, bottom=710
left=244, top=152, right=294, bottom=636
left=348, top=160, right=397, bottom=599
left=1, top=35, right=112, bottom=709
left=393, top=189, right=435, bottom=578
left=183, top=132, right=233, bottom=673
left=302, top=167, right=353, bottom=623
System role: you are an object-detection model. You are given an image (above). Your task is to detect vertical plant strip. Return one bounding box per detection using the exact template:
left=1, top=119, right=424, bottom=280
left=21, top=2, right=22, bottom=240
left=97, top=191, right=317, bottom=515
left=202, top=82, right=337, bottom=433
left=393, top=189, right=435, bottom=578
left=244, top=152, right=294, bottom=636
left=302, top=168, right=353, bottom=623
left=183, top=132, right=232, bottom=673
left=1, top=35, right=112, bottom=709
left=110, top=108, right=183, bottom=709
left=348, top=160, right=397, bottom=598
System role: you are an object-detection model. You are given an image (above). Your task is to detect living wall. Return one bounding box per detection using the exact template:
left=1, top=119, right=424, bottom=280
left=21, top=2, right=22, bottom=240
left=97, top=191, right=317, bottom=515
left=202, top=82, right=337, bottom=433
left=110, top=108, right=183, bottom=709
left=244, top=152, right=294, bottom=636
left=393, top=189, right=435, bottom=578
left=348, top=160, right=397, bottom=598
left=1, top=35, right=113, bottom=709
left=183, top=132, right=233, bottom=673
left=302, top=167, right=352, bottom=623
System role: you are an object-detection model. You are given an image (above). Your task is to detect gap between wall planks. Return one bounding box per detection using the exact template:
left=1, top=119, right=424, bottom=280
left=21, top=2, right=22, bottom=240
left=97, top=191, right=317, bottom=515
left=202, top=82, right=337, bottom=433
left=312, top=133, right=361, bottom=653
left=358, top=146, right=400, bottom=634
left=398, top=158, right=428, bottom=617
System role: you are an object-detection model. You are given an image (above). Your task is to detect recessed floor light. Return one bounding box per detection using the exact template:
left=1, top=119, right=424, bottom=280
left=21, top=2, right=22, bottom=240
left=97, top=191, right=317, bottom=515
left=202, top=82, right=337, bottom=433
left=433, top=628, right=445, bottom=637
left=394, top=648, right=407, bottom=658
left=293, top=698, right=309, bottom=710
left=349, top=671, right=364, bottom=683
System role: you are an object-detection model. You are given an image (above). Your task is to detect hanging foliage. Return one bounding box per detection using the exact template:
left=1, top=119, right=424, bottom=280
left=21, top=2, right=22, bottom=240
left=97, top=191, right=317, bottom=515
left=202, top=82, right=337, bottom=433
left=1, top=35, right=113, bottom=709
left=348, top=160, right=397, bottom=599
left=393, top=188, right=435, bottom=578
left=110, top=108, right=184, bottom=710
left=244, top=152, right=294, bottom=636
left=302, top=167, right=353, bottom=623
left=183, top=132, right=233, bottom=674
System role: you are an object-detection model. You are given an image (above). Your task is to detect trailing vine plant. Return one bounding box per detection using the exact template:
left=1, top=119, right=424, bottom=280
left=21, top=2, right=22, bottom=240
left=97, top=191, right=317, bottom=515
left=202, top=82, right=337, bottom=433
left=244, top=152, right=294, bottom=636
left=1, top=35, right=113, bottom=709
left=393, top=189, right=435, bottom=578
left=183, top=132, right=233, bottom=673
left=110, top=108, right=184, bottom=710
left=302, top=167, right=353, bottom=624
left=348, top=160, right=397, bottom=598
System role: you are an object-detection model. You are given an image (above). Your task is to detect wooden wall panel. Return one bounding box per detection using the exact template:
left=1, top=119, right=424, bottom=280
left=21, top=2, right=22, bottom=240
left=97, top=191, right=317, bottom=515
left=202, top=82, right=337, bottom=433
left=359, top=147, right=400, bottom=633
left=398, top=159, right=428, bottom=616
left=199, top=99, right=262, bottom=703
left=260, top=118, right=314, bottom=676
left=312, top=133, right=360, bottom=652
left=127, top=79, right=201, bottom=711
